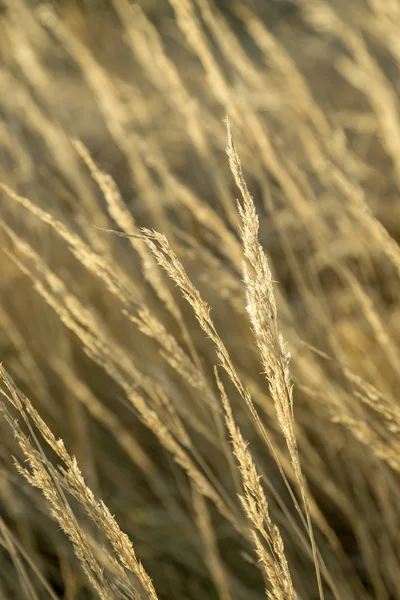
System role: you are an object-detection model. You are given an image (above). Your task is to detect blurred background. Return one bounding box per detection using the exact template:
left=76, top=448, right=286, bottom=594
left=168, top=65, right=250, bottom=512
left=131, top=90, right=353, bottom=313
left=1, top=1, right=400, bottom=599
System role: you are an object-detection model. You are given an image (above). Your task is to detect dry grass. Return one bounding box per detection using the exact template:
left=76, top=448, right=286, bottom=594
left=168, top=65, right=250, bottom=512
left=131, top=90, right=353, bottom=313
left=1, top=0, right=400, bottom=598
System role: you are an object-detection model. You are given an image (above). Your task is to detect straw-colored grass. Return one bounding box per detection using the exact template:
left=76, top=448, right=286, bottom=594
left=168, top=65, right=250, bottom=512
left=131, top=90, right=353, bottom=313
left=1, top=1, right=400, bottom=598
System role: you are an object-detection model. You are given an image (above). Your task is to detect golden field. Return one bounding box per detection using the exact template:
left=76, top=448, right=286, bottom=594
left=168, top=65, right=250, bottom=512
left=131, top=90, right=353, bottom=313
left=1, top=1, right=400, bottom=598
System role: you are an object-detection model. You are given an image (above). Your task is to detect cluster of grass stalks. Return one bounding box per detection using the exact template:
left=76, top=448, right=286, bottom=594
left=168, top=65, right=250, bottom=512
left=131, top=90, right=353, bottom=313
left=1, top=0, right=400, bottom=598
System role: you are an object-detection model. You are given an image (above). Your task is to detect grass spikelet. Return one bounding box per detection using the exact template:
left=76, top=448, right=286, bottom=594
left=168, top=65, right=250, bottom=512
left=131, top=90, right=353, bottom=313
left=226, top=117, right=324, bottom=599
left=0, top=365, right=150, bottom=600
left=215, top=367, right=295, bottom=600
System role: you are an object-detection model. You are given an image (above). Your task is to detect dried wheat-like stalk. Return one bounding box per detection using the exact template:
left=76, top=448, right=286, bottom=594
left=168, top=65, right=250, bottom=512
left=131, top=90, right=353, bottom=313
left=94, top=205, right=320, bottom=553
left=215, top=368, right=295, bottom=600
left=1, top=218, right=246, bottom=540
left=226, top=118, right=324, bottom=599
left=0, top=365, right=158, bottom=600
left=74, top=140, right=205, bottom=376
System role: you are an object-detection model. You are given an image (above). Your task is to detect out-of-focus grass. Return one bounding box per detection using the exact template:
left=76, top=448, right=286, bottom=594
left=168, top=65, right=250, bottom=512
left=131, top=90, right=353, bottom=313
left=1, top=1, right=400, bottom=599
